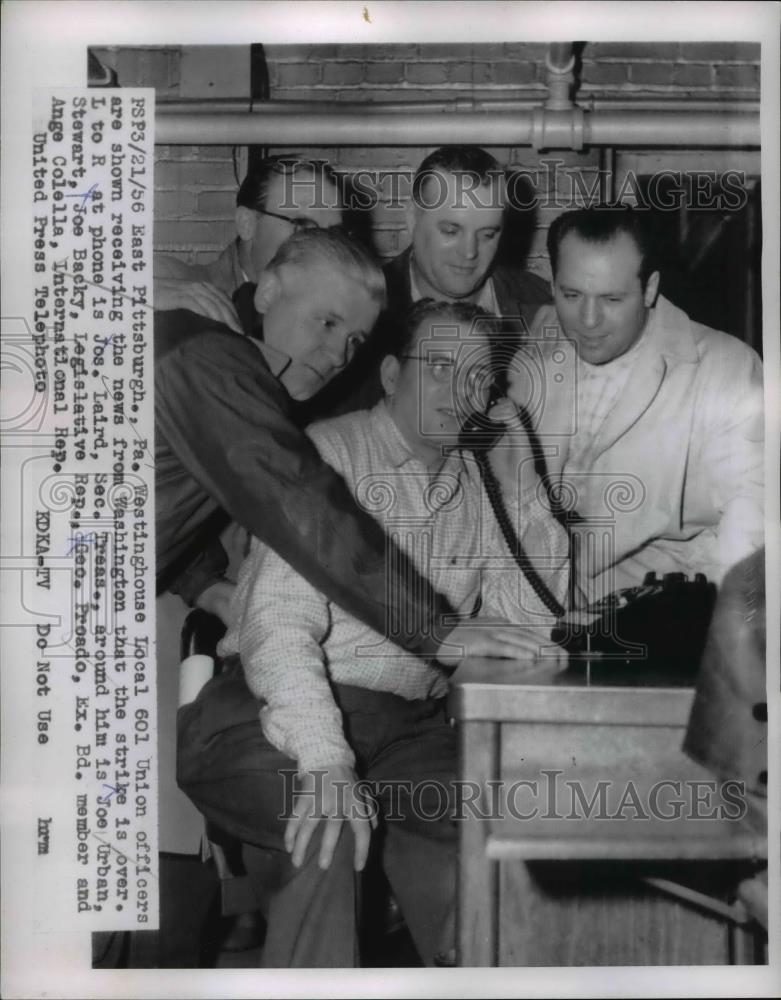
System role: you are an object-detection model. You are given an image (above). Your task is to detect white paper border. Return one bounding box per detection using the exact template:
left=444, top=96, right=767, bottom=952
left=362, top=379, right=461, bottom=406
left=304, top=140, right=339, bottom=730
left=2, top=2, right=779, bottom=998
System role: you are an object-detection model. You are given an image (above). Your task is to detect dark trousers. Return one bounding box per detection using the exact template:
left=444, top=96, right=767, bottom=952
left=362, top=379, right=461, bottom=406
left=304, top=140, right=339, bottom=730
left=177, top=662, right=457, bottom=967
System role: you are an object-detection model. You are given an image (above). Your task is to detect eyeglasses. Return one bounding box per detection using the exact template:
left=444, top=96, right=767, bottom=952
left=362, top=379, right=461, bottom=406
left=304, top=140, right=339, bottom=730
left=399, top=352, right=496, bottom=405
left=255, top=207, right=322, bottom=232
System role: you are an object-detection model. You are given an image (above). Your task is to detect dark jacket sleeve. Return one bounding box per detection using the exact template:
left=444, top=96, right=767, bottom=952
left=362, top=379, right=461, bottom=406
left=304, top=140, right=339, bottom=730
left=166, top=536, right=229, bottom=606
left=156, top=330, right=455, bottom=658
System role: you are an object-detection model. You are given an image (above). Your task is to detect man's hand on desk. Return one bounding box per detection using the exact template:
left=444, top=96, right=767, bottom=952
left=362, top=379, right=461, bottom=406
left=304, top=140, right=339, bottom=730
left=194, top=579, right=236, bottom=627
left=436, top=618, right=568, bottom=671
left=154, top=276, right=242, bottom=334
left=285, top=765, right=377, bottom=872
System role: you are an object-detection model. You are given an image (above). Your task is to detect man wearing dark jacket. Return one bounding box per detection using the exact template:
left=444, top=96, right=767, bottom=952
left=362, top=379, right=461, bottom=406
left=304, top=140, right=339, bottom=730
left=306, top=145, right=551, bottom=418
left=150, top=229, right=524, bottom=969
left=156, top=226, right=537, bottom=661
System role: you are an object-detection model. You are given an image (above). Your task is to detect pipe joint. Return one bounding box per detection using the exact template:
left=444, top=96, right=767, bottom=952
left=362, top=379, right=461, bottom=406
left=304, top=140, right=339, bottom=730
left=452, top=97, right=478, bottom=113
left=531, top=107, right=585, bottom=152
left=531, top=106, right=545, bottom=151
left=571, top=107, right=585, bottom=151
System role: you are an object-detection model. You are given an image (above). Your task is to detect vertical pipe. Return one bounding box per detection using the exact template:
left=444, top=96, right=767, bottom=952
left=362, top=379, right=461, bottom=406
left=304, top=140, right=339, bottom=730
left=545, top=43, right=576, bottom=111
left=599, top=146, right=616, bottom=203
left=248, top=43, right=271, bottom=172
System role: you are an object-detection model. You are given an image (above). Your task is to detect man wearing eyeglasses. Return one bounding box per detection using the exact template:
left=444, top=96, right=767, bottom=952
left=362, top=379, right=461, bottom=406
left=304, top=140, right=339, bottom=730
left=154, top=157, right=343, bottom=332
left=151, top=230, right=543, bottom=968
left=177, top=298, right=569, bottom=967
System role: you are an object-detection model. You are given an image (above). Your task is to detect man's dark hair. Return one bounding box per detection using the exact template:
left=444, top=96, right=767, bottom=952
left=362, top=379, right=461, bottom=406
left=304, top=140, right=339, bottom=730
left=236, top=155, right=341, bottom=212
left=396, top=298, right=500, bottom=358
left=412, top=145, right=504, bottom=208
left=547, top=205, right=659, bottom=289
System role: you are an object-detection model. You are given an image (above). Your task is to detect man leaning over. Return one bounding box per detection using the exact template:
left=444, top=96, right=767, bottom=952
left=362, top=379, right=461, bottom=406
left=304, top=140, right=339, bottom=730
left=156, top=226, right=539, bottom=665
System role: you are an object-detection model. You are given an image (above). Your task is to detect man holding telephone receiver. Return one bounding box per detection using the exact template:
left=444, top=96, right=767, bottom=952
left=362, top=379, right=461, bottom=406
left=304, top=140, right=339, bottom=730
left=177, top=297, right=568, bottom=968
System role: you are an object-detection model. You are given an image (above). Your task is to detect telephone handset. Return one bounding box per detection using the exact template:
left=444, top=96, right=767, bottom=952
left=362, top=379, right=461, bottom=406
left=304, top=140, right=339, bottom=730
left=459, top=395, right=509, bottom=453
left=460, top=398, right=567, bottom=621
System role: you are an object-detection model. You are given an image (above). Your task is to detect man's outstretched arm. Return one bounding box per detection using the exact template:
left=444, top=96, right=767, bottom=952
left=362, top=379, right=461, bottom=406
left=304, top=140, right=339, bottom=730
left=156, top=328, right=454, bottom=659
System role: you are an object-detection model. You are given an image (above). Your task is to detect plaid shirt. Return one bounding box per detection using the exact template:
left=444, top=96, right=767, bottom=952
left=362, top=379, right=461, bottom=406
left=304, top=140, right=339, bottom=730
left=221, top=401, right=569, bottom=769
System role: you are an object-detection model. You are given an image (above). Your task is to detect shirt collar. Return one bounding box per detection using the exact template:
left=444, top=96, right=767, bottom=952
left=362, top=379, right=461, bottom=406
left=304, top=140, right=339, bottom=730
left=408, top=257, right=499, bottom=315
left=232, top=237, right=252, bottom=285
left=369, top=400, right=420, bottom=469
left=368, top=399, right=481, bottom=492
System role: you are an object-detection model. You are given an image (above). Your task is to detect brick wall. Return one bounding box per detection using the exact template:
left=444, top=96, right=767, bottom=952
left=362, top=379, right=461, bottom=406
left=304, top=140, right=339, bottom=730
left=92, top=42, right=760, bottom=276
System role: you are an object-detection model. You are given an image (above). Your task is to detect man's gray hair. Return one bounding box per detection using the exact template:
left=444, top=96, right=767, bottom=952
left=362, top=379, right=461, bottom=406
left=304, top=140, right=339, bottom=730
left=266, top=227, right=386, bottom=308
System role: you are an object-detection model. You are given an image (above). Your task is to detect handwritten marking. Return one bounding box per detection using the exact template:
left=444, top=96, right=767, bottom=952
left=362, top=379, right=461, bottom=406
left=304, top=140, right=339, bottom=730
left=100, top=783, right=119, bottom=802
left=91, top=833, right=159, bottom=883
left=64, top=182, right=99, bottom=212
left=66, top=532, right=97, bottom=555
left=362, top=6, right=371, bottom=22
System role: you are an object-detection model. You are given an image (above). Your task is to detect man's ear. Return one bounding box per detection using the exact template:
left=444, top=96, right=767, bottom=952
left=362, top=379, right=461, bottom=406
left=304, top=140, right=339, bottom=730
left=253, top=271, right=282, bottom=315
left=380, top=354, right=401, bottom=397
left=644, top=270, right=661, bottom=308
left=235, top=206, right=257, bottom=243
left=404, top=199, right=418, bottom=241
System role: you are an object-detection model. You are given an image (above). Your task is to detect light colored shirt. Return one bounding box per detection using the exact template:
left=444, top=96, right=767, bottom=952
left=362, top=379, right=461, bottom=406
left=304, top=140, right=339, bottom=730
left=220, top=401, right=569, bottom=770
left=565, top=325, right=649, bottom=473
left=203, top=239, right=250, bottom=296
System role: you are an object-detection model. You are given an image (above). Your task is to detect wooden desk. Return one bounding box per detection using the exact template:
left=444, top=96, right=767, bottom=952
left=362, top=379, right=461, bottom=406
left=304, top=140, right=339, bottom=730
left=448, top=658, right=767, bottom=967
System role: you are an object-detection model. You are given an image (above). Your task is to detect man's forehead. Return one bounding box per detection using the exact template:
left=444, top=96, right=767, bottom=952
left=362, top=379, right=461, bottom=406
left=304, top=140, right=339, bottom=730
left=412, top=318, right=491, bottom=351
left=557, top=231, right=644, bottom=282
left=560, top=230, right=642, bottom=265
left=280, top=261, right=368, bottom=299
left=416, top=169, right=505, bottom=214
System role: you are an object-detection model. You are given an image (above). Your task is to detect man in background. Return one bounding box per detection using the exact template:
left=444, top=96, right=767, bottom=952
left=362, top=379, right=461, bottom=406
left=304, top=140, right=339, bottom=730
left=388, top=144, right=550, bottom=327
left=308, top=144, right=551, bottom=418
left=154, top=156, right=343, bottom=332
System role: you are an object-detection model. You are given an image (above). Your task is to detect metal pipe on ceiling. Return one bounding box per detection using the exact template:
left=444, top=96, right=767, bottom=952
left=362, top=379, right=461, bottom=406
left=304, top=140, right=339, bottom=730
left=154, top=108, right=760, bottom=149
left=156, top=97, right=759, bottom=115
left=582, top=110, right=758, bottom=148
left=154, top=40, right=758, bottom=150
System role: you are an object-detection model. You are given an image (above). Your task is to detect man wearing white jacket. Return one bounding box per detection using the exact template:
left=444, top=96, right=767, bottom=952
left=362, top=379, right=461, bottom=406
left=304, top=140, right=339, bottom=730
left=504, top=205, right=764, bottom=604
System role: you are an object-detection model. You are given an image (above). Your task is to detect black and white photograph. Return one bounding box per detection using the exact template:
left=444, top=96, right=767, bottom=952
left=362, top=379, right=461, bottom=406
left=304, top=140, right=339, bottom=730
left=1, top=3, right=779, bottom=998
